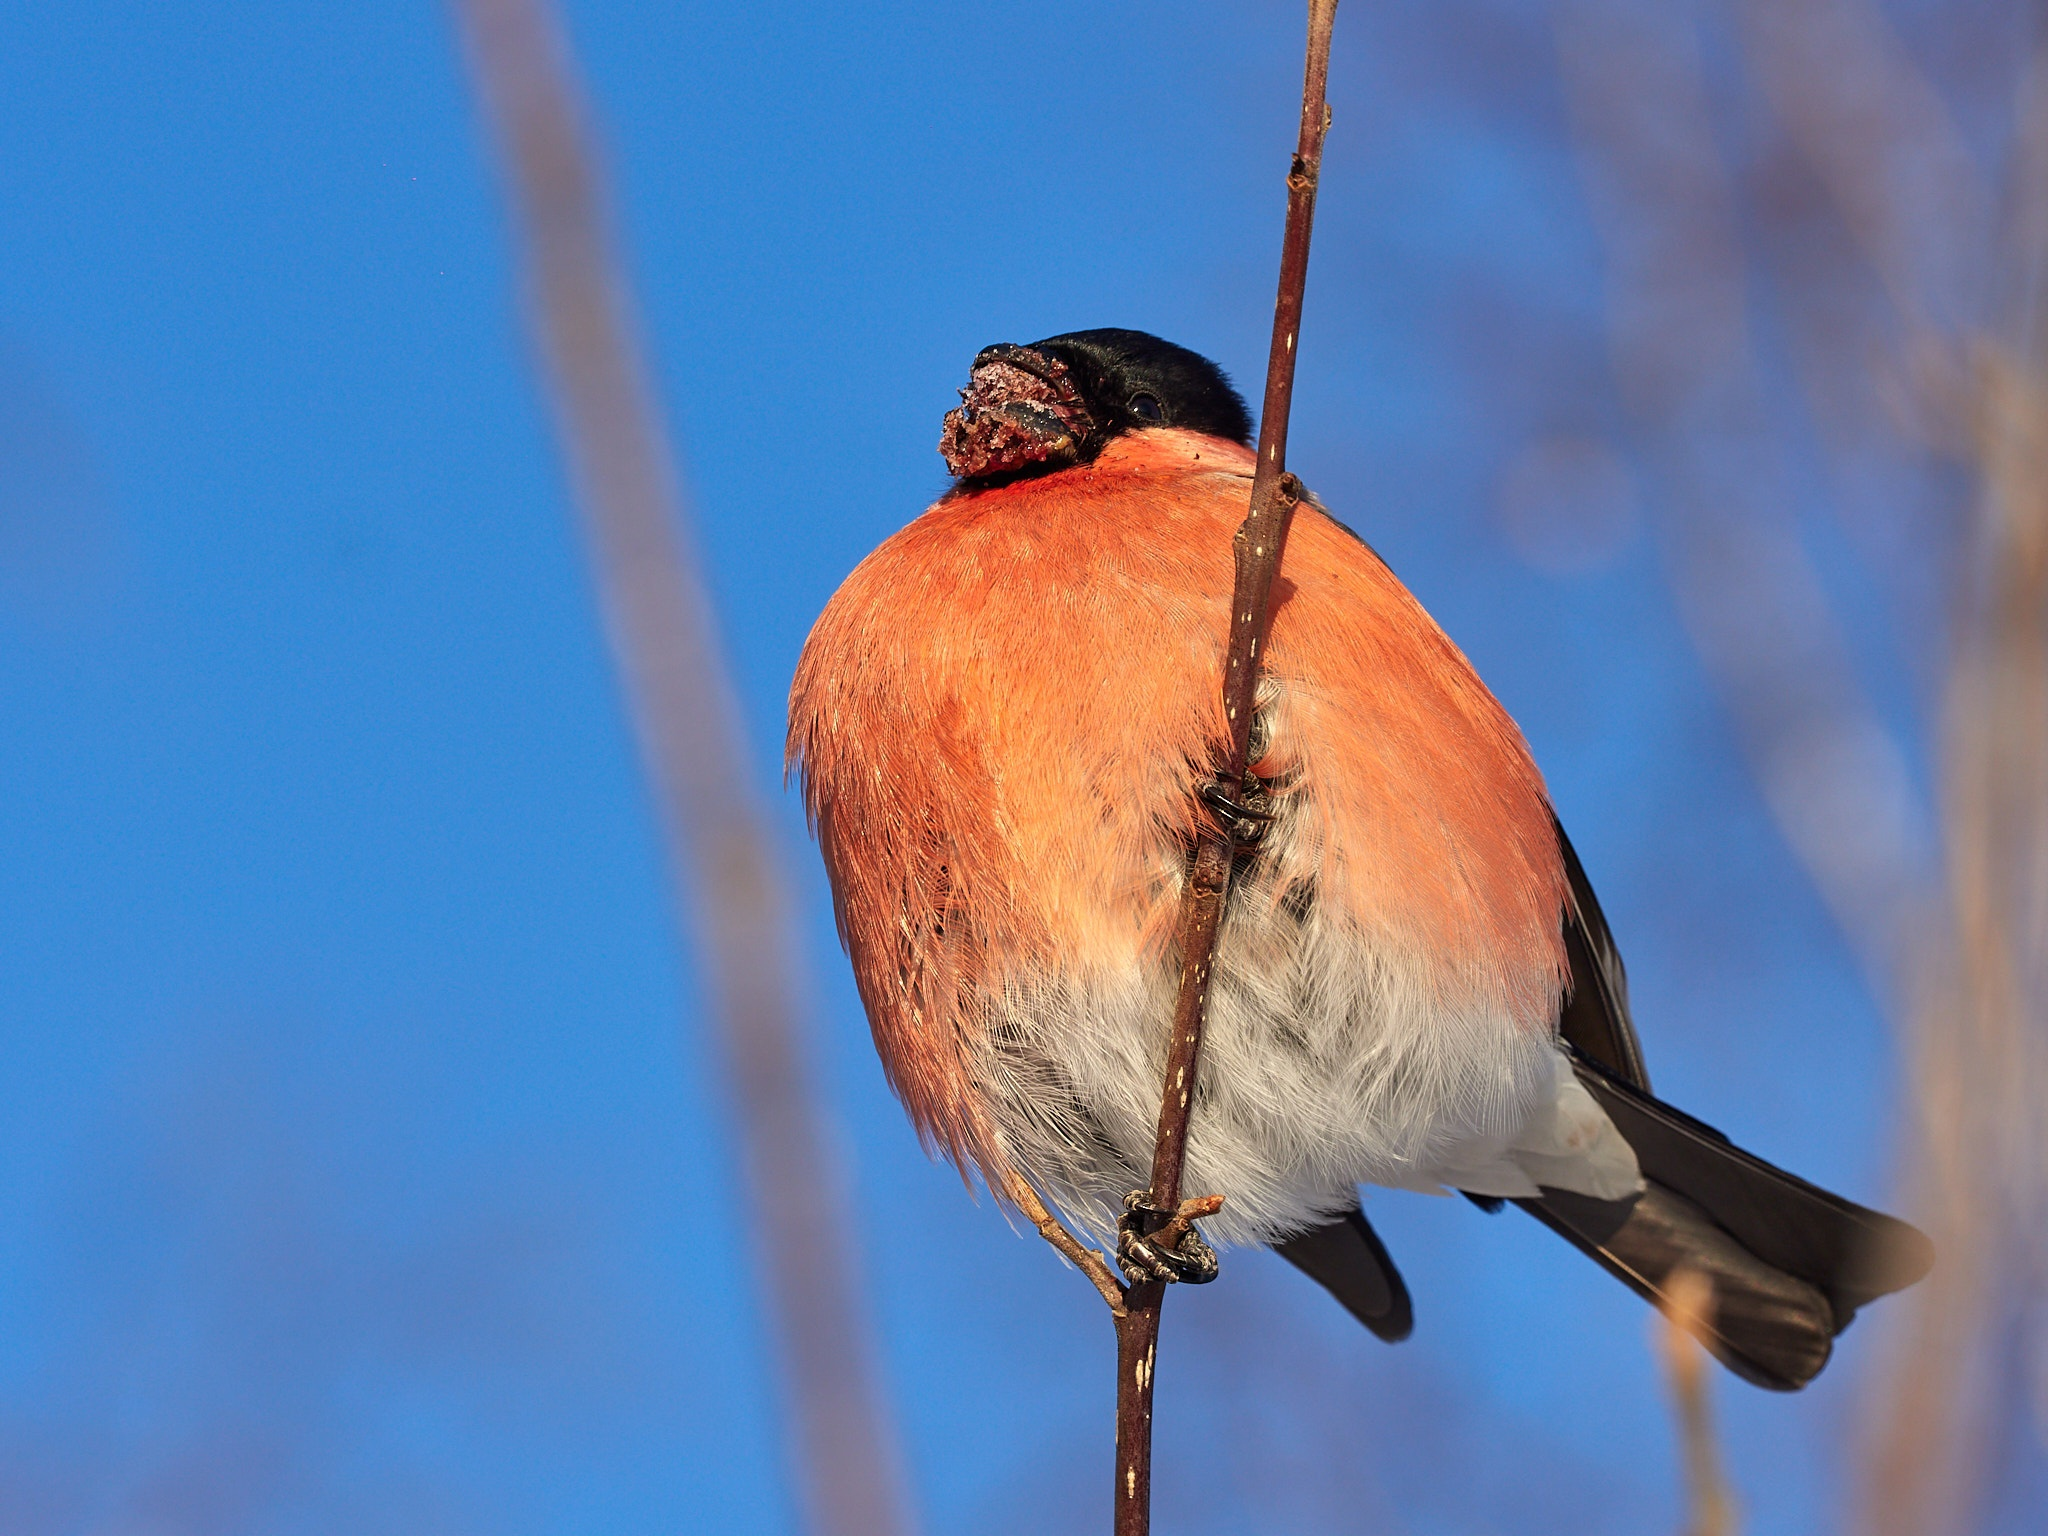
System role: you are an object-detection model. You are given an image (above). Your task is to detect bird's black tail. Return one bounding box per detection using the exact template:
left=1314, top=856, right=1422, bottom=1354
left=1274, top=821, right=1932, bottom=1388
left=1520, top=1052, right=1934, bottom=1391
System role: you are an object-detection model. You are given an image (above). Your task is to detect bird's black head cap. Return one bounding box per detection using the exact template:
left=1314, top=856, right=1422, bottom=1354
left=939, top=328, right=1252, bottom=484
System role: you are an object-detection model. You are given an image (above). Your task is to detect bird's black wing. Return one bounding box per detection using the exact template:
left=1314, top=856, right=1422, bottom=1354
left=1565, top=1052, right=1936, bottom=1322
left=1274, top=1206, right=1413, bottom=1342
left=1553, top=815, right=1652, bottom=1091
left=1520, top=1055, right=1935, bottom=1390
left=1545, top=821, right=1932, bottom=1317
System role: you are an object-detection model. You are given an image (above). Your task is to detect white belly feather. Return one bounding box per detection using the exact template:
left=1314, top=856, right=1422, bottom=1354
left=975, top=790, right=1643, bottom=1248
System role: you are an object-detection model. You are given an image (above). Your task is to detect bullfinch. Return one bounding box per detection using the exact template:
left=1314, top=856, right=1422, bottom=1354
left=787, top=328, right=1931, bottom=1390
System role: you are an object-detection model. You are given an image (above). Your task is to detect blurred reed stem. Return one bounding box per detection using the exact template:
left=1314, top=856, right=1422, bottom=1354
left=1557, top=2, right=2047, bottom=1530
left=448, top=3, right=916, bottom=1532
left=1659, top=1270, right=1737, bottom=1536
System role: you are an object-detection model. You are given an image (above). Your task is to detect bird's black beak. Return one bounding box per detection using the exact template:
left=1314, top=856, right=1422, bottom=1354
left=940, top=344, right=1097, bottom=481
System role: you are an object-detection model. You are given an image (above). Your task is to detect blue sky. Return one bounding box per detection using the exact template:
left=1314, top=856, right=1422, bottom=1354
left=0, top=2, right=1962, bottom=1532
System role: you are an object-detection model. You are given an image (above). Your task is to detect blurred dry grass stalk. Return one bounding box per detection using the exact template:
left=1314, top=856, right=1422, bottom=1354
left=1660, top=1270, right=1738, bottom=1536
left=1556, top=1, right=2048, bottom=1530
left=448, top=2, right=915, bottom=1533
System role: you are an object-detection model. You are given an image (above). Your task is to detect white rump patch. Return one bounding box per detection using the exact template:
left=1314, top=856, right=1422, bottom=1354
left=1379, top=1048, right=1643, bottom=1203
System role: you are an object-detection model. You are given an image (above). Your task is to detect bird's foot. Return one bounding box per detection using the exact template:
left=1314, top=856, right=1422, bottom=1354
left=1198, top=778, right=1273, bottom=843
left=1117, top=1190, right=1224, bottom=1286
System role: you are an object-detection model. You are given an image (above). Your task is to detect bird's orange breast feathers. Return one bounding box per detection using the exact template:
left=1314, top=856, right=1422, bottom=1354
left=788, top=430, right=1566, bottom=1174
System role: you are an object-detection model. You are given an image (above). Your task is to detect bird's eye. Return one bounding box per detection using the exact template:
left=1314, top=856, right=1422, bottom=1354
left=1129, top=393, right=1165, bottom=422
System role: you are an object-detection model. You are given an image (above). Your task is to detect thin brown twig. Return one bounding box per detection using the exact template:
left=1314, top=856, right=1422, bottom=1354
left=1657, top=1270, right=1737, bottom=1536
left=1097, top=5, right=1340, bottom=1535
left=446, top=3, right=914, bottom=1534
left=1001, top=1170, right=1128, bottom=1316
left=1149, top=1194, right=1228, bottom=1257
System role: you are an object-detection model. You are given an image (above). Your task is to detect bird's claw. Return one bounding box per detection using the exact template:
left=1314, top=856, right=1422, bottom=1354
left=1199, top=779, right=1273, bottom=844
left=1117, top=1190, right=1220, bottom=1286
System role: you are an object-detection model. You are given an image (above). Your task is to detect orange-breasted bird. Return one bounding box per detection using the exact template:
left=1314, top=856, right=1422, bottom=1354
left=787, top=328, right=1930, bottom=1390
